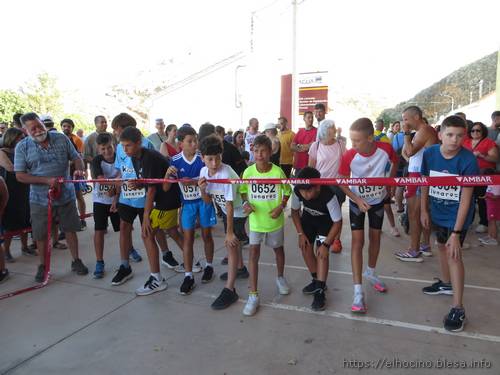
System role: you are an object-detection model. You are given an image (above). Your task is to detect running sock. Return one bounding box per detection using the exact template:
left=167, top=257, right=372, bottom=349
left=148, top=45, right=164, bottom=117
left=365, top=266, right=375, bottom=277
left=249, top=290, right=259, bottom=296
left=97, top=260, right=104, bottom=264
left=354, top=284, right=363, bottom=295
left=185, top=272, right=193, bottom=278
left=152, top=272, right=162, bottom=281
left=205, top=262, right=213, bottom=268
left=317, top=280, right=326, bottom=290
left=161, top=250, right=171, bottom=256
left=121, top=259, right=130, bottom=268
left=311, top=272, right=317, bottom=279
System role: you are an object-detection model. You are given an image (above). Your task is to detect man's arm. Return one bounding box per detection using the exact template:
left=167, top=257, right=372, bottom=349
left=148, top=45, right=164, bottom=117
left=403, top=129, right=426, bottom=157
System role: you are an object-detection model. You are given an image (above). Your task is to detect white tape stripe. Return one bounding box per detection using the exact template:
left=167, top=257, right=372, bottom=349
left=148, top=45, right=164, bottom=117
left=258, top=262, right=500, bottom=292
left=198, top=292, right=500, bottom=344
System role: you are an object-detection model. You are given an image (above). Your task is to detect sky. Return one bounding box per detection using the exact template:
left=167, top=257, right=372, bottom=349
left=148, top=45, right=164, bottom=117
left=0, top=0, right=499, bottom=128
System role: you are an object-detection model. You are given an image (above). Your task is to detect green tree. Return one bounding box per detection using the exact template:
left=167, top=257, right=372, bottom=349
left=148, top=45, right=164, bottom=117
left=21, top=72, right=63, bottom=118
left=0, top=90, right=30, bottom=123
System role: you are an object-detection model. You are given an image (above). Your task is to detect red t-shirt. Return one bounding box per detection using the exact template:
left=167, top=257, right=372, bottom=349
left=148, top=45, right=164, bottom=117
left=463, top=138, right=497, bottom=170
left=293, top=127, right=318, bottom=169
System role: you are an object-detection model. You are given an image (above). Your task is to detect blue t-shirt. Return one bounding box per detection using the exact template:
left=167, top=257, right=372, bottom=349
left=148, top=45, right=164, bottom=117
left=115, top=137, right=154, bottom=208
left=170, top=151, right=205, bottom=204
left=421, top=145, right=479, bottom=229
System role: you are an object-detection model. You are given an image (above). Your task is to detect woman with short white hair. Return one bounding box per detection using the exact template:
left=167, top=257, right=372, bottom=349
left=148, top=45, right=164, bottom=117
left=308, top=119, right=347, bottom=253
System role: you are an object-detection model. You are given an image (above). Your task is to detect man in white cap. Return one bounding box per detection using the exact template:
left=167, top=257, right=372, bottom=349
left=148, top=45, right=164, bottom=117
left=263, top=123, right=281, bottom=166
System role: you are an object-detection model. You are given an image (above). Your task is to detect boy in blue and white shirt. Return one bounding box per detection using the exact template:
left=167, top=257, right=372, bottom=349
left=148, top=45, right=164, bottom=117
left=110, top=113, right=154, bottom=285
left=168, top=126, right=216, bottom=295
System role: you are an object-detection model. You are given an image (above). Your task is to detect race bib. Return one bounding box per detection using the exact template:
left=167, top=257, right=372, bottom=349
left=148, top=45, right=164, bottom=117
left=211, top=191, right=226, bottom=207
left=96, top=183, right=113, bottom=198
left=429, top=170, right=460, bottom=201
left=181, top=184, right=201, bottom=200
left=249, top=184, right=278, bottom=201
left=356, top=185, right=385, bottom=200
left=122, top=183, right=145, bottom=199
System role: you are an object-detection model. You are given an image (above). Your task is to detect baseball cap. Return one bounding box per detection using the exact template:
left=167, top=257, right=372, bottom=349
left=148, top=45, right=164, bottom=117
left=40, top=114, right=54, bottom=124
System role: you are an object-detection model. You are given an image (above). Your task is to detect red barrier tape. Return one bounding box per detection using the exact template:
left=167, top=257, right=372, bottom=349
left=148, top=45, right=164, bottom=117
left=63, top=175, right=500, bottom=186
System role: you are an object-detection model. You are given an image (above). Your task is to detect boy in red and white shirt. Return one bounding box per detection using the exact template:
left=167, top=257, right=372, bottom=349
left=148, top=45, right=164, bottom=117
left=338, top=118, right=398, bottom=313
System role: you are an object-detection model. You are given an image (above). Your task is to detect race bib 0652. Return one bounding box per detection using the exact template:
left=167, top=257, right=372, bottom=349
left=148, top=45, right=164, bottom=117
left=249, top=184, right=278, bottom=201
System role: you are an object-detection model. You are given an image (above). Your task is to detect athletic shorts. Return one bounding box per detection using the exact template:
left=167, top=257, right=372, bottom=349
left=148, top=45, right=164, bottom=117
left=118, top=203, right=144, bottom=225
left=150, top=208, right=178, bottom=230
left=349, top=200, right=385, bottom=231
left=486, top=195, right=500, bottom=221
left=93, top=202, right=120, bottom=232
left=0, top=226, right=4, bottom=245
left=181, top=200, right=216, bottom=230
left=221, top=212, right=248, bottom=241
left=405, top=172, right=421, bottom=198
left=301, top=214, right=333, bottom=245
left=433, top=225, right=467, bottom=246
left=249, top=227, right=284, bottom=248
left=30, top=201, right=81, bottom=241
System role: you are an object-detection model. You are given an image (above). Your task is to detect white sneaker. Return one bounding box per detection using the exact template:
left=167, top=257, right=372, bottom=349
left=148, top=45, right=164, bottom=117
left=276, top=276, right=291, bottom=295
left=390, top=226, right=401, bottom=237
left=243, top=294, right=260, bottom=316
left=479, top=236, right=499, bottom=246
left=174, top=262, right=202, bottom=273
left=136, top=275, right=168, bottom=296
left=475, top=224, right=488, bottom=234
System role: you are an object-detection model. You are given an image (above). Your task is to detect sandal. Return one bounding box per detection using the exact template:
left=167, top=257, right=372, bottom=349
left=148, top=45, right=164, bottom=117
left=52, top=241, right=68, bottom=250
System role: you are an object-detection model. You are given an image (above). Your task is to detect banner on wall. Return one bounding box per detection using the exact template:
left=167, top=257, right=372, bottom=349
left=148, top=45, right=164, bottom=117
left=298, top=71, right=328, bottom=115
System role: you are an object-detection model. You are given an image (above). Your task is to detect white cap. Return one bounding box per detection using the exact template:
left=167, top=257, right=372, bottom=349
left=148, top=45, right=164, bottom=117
left=39, top=114, right=54, bottom=123
left=263, top=122, right=277, bottom=131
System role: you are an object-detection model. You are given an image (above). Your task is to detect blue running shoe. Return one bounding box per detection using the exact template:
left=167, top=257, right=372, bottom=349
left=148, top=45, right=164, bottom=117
left=129, top=248, right=143, bottom=262
left=93, top=261, right=105, bottom=279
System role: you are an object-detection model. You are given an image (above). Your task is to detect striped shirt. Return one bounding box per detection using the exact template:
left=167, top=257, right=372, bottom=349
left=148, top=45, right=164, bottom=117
left=14, top=132, right=80, bottom=206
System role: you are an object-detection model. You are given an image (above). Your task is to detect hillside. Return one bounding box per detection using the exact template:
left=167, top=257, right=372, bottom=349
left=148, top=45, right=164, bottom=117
left=380, top=51, right=497, bottom=123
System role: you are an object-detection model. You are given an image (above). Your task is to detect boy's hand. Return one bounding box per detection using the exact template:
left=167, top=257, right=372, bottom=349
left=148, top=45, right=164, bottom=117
left=110, top=200, right=118, bottom=213
left=243, top=201, right=254, bottom=214
left=269, top=205, right=283, bottom=219
left=446, top=234, right=462, bottom=260
left=142, top=216, right=153, bottom=238
left=166, top=166, right=178, bottom=177
left=73, top=170, right=85, bottom=179
left=355, top=197, right=371, bottom=212
left=225, top=232, right=239, bottom=248
left=198, top=177, right=207, bottom=191
left=420, top=209, right=431, bottom=230
left=298, top=234, right=310, bottom=252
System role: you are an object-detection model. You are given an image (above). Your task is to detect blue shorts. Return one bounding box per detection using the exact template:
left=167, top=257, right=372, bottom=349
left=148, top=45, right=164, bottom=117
left=181, top=200, right=216, bottom=230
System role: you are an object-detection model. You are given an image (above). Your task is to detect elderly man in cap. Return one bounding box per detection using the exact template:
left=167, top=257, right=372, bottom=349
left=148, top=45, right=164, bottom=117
left=14, top=112, right=88, bottom=282
left=263, top=122, right=281, bottom=166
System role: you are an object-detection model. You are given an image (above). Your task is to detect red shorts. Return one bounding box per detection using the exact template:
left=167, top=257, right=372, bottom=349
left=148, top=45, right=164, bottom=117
left=486, top=194, right=500, bottom=221
left=404, top=172, right=421, bottom=199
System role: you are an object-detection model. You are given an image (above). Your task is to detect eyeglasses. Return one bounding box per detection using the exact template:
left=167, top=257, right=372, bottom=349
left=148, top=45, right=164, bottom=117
left=471, top=129, right=482, bottom=133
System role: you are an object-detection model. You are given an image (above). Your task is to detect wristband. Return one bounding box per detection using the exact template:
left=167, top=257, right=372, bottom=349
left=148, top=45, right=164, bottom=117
left=404, top=132, right=412, bottom=136
left=451, top=230, right=463, bottom=235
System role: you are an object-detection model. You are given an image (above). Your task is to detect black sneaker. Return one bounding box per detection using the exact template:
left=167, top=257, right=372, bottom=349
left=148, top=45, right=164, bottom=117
left=422, top=278, right=453, bottom=295
left=80, top=219, right=87, bottom=231
left=302, top=279, right=319, bottom=295
left=180, top=276, right=196, bottom=295
left=219, top=266, right=250, bottom=281
left=22, top=247, right=38, bottom=257
left=71, top=258, right=89, bottom=275
left=161, top=251, right=179, bottom=269
left=35, top=264, right=45, bottom=283
left=0, top=269, right=9, bottom=284
left=211, top=288, right=239, bottom=310
left=311, top=289, right=326, bottom=311
left=201, top=266, right=214, bottom=283
left=443, top=307, right=466, bottom=332
left=111, top=265, right=133, bottom=285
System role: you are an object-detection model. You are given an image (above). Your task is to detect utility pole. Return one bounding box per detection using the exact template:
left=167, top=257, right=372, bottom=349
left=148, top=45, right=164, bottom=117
left=291, top=0, right=297, bottom=131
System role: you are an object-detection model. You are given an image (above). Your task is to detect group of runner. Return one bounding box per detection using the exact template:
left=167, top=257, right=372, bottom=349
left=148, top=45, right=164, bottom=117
left=1, top=107, right=499, bottom=334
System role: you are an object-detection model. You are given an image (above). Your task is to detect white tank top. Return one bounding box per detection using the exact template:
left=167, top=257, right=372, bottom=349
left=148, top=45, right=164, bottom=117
left=408, top=146, right=425, bottom=173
